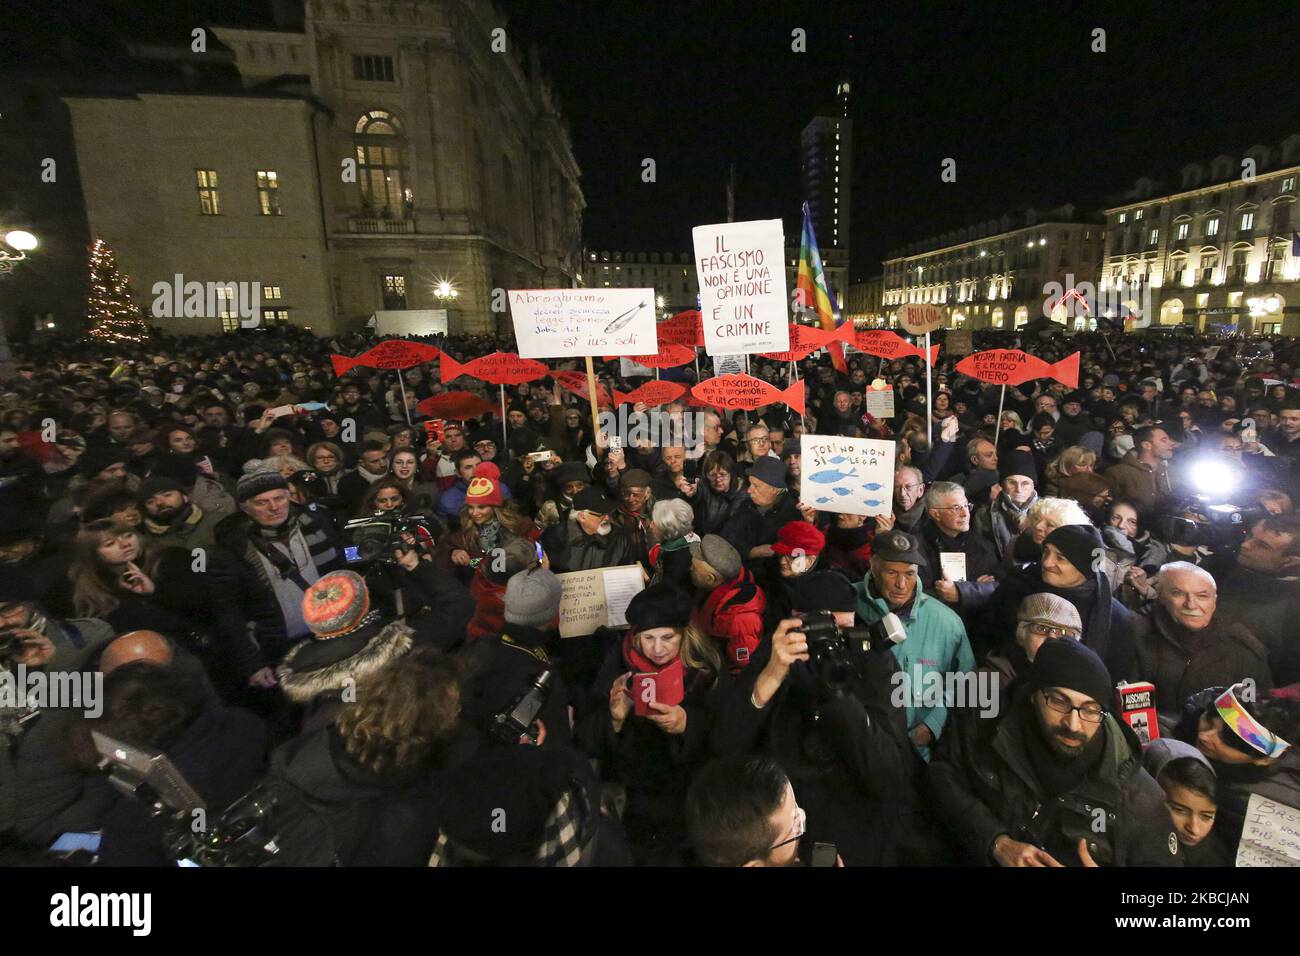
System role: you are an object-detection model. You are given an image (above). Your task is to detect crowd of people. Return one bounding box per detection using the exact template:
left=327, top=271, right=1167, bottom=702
left=1, top=321, right=1299, bottom=867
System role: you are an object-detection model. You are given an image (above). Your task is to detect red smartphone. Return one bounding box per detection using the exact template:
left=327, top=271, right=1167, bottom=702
left=632, top=668, right=684, bottom=716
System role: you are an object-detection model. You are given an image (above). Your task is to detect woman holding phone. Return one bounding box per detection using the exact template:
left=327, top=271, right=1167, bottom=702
left=431, top=462, right=538, bottom=586
left=576, top=582, right=724, bottom=863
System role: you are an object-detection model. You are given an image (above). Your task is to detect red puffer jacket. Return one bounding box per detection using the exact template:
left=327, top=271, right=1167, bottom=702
left=694, top=568, right=767, bottom=674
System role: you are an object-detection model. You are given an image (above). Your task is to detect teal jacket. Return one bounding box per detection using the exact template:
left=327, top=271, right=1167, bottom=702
left=855, top=578, right=975, bottom=762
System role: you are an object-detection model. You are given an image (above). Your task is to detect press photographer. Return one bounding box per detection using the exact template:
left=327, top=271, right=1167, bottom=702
left=710, top=571, right=930, bottom=866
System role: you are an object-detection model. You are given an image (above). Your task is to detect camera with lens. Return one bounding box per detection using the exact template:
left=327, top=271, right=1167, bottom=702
left=490, top=668, right=553, bottom=745
left=794, top=611, right=906, bottom=694
left=1155, top=497, right=1265, bottom=552
left=341, top=512, right=434, bottom=566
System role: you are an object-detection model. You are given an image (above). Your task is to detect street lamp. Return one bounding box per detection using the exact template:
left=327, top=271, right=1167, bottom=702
left=433, top=277, right=459, bottom=302
left=0, top=230, right=38, bottom=274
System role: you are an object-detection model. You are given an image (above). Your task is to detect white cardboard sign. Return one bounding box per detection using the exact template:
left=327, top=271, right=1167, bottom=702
left=510, top=288, right=658, bottom=359
left=799, top=435, right=895, bottom=517
left=692, top=219, right=790, bottom=357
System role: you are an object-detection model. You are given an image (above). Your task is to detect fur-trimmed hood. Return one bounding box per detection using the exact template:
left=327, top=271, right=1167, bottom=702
left=276, top=618, right=413, bottom=703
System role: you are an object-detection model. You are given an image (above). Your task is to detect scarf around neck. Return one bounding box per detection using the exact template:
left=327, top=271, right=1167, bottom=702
left=622, top=630, right=684, bottom=692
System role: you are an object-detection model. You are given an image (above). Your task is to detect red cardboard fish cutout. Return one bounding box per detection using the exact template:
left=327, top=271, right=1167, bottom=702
left=691, top=375, right=805, bottom=415
left=440, top=351, right=549, bottom=385
left=612, top=380, right=688, bottom=407
left=605, top=344, right=696, bottom=368
left=955, top=349, right=1080, bottom=388
left=416, top=391, right=498, bottom=420
left=553, top=370, right=613, bottom=408
left=760, top=323, right=855, bottom=362
left=851, top=329, right=940, bottom=364
left=657, top=310, right=704, bottom=347
left=331, top=340, right=441, bottom=375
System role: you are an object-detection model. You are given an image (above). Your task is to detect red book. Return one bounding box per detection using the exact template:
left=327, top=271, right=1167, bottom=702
left=632, top=668, right=684, bottom=716
left=1116, top=681, right=1159, bottom=745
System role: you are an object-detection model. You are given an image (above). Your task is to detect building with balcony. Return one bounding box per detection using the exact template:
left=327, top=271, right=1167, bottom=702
left=61, top=0, right=583, bottom=335
left=1100, top=135, right=1300, bottom=335
left=881, top=205, right=1105, bottom=330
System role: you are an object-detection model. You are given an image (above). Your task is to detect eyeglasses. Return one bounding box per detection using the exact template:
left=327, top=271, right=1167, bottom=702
left=934, top=502, right=973, bottom=513
left=748, top=436, right=771, bottom=446
left=1023, top=621, right=1080, bottom=639
left=899, top=483, right=923, bottom=493
left=768, top=804, right=807, bottom=852
left=1041, top=689, right=1104, bottom=723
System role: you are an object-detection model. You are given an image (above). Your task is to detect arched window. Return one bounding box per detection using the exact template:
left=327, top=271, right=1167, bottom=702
left=354, top=110, right=408, bottom=217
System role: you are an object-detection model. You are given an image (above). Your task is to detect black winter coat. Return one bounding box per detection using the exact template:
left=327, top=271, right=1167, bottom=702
left=928, top=691, right=1182, bottom=867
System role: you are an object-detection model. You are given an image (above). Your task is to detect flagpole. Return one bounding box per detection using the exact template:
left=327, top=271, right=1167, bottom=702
left=499, top=383, right=508, bottom=449
left=585, top=355, right=602, bottom=447
left=925, top=331, right=934, bottom=447
left=397, top=370, right=413, bottom=426
left=994, top=384, right=1007, bottom=444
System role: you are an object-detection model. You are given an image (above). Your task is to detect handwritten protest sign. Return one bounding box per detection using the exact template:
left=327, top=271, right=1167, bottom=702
left=658, top=310, right=704, bottom=347
left=553, top=369, right=613, bottom=407
left=955, top=349, right=1080, bottom=388
left=1234, top=793, right=1300, bottom=867
left=692, top=374, right=805, bottom=415
left=852, top=329, right=940, bottom=364
left=947, top=329, right=974, bottom=357
left=440, top=352, right=550, bottom=385
left=897, top=303, right=947, bottom=335
left=331, top=340, right=441, bottom=375
left=612, top=344, right=696, bottom=369
left=557, top=565, right=646, bottom=638
left=799, top=435, right=895, bottom=517
left=865, top=388, right=895, bottom=419
left=510, top=288, right=658, bottom=359
left=613, top=380, right=687, bottom=407
left=759, top=323, right=854, bottom=362
left=693, top=219, right=790, bottom=356
left=619, top=357, right=654, bottom=378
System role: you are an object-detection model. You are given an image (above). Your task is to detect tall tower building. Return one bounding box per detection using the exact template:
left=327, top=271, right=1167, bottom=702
left=801, top=78, right=852, bottom=256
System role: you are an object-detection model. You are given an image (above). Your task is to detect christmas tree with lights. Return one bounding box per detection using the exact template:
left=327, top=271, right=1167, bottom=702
left=85, top=237, right=151, bottom=344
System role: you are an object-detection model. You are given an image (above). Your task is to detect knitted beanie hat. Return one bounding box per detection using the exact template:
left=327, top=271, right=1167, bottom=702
left=236, top=469, right=289, bottom=503
left=301, top=570, right=372, bottom=639
left=504, top=567, right=563, bottom=628
left=465, top=461, right=504, bottom=507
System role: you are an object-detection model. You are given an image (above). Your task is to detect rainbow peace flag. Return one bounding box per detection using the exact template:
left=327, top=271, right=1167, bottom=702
left=795, top=202, right=846, bottom=373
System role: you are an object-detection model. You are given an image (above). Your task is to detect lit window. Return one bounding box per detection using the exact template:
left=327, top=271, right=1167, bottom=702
left=1118, top=212, right=1127, bottom=224
left=1135, top=209, right=1144, bottom=221
left=1176, top=223, right=1189, bottom=240
left=263, top=286, right=282, bottom=300
left=382, top=275, right=407, bottom=310
left=1206, top=217, right=1220, bottom=236
left=256, top=170, right=281, bottom=216
left=261, top=308, right=290, bottom=326
left=1283, top=177, right=1296, bottom=193
left=1241, top=212, right=1254, bottom=231
left=355, top=110, right=408, bottom=216
left=1148, top=228, right=1159, bottom=247
left=196, top=169, right=221, bottom=215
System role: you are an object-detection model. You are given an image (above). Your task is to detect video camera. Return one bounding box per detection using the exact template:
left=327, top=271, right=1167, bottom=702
left=341, top=511, right=435, bottom=566
left=490, top=668, right=553, bottom=745
left=92, top=731, right=280, bottom=867
left=794, top=610, right=906, bottom=695
left=1156, top=497, right=1266, bottom=552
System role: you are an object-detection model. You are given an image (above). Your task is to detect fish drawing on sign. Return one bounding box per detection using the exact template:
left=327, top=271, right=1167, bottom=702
left=863, top=499, right=883, bottom=507
left=827, top=455, right=850, bottom=464
left=603, top=301, right=648, bottom=334
left=861, top=482, right=883, bottom=491
left=832, top=487, right=852, bottom=496
left=817, top=496, right=831, bottom=503
left=809, top=467, right=858, bottom=483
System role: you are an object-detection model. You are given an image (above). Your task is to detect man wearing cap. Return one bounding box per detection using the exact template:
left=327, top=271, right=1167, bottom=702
left=537, top=460, right=591, bottom=530
left=930, top=640, right=1181, bottom=867
left=458, top=566, right=573, bottom=750
left=722, top=456, right=801, bottom=563
left=139, top=476, right=222, bottom=552
left=689, top=534, right=766, bottom=674
left=973, top=449, right=1039, bottom=561
left=150, top=451, right=237, bottom=519
left=760, top=521, right=827, bottom=628
left=545, top=486, right=638, bottom=573
left=854, top=529, right=974, bottom=762
left=611, top=468, right=655, bottom=568
left=1056, top=391, right=1101, bottom=448
left=209, top=469, right=342, bottom=691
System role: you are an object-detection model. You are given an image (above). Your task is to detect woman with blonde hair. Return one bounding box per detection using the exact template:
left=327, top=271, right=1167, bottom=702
left=577, top=582, right=723, bottom=863
left=305, top=441, right=346, bottom=495
left=431, top=462, right=538, bottom=586
left=1001, top=496, right=1093, bottom=573
left=1043, top=445, right=1097, bottom=496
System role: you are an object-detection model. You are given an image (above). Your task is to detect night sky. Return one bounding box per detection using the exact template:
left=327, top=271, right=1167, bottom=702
left=10, top=0, right=1300, bottom=281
